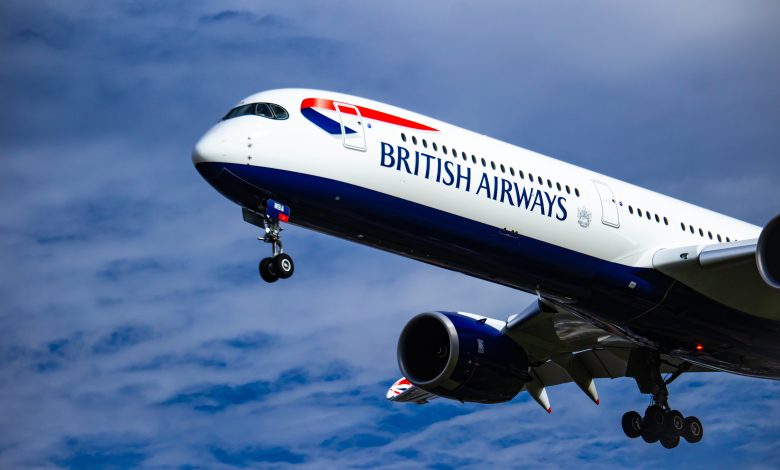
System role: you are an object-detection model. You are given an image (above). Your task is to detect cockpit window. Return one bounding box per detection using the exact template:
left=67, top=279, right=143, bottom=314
left=222, top=102, right=289, bottom=121
left=255, top=103, right=274, bottom=118
left=223, top=104, right=255, bottom=120
left=270, top=104, right=289, bottom=120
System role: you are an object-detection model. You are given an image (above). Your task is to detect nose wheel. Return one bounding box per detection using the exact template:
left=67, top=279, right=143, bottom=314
left=259, top=253, right=294, bottom=283
left=256, top=200, right=295, bottom=283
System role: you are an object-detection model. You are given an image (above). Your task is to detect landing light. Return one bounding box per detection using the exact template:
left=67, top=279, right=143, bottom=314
left=695, top=343, right=704, bottom=351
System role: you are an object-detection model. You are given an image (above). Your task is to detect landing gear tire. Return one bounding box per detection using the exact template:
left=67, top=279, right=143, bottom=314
left=683, top=416, right=704, bottom=443
left=644, top=404, right=666, bottom=433
left=666, top=410, right=685, bottom=435
left=641, top=429, right=659, bottom=444
left=274, top=253, right=294, bottom=279
left=621, top=411, right=642, bottom=439
left=259, top=257, right=279, bottom=283
left=660, top=434, right=680, bottom=449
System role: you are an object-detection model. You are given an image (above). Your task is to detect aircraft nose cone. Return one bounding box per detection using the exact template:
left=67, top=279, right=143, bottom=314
left=192, top=132, right=223, bottom=166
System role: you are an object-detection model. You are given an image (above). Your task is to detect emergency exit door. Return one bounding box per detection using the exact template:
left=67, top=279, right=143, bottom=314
left=334, top=102, right=367, bottom=151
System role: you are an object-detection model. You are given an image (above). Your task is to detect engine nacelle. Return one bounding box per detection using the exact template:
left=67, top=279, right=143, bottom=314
left=397, top=311, right=531, bottom=404
left=757, top=214, right=780, bottom=290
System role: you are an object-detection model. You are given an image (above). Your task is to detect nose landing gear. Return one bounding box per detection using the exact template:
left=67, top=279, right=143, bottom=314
left=621, top=349, right=704, bottom=448
left=256, top=200, right=295, bottom=283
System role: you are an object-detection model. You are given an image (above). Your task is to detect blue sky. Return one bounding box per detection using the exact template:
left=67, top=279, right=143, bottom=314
left=1, top=1, right=779, bottom=468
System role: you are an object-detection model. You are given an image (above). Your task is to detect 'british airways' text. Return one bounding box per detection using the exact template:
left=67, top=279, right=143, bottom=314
left=380, top=142, right=567, bottom=221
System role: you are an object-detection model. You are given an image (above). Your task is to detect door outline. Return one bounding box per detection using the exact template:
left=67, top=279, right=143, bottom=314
left=593, top=180, right=620, bottom=228
left=333, top=102, right=367, bottom=151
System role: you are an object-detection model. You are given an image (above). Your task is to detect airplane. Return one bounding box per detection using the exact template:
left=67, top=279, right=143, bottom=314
left=192, top=89, right=780, bottom=449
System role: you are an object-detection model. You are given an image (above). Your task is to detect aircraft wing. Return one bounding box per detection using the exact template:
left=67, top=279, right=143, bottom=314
left=652, top=239, right=780, bottom=320
left=386, top=300, right=713, bottom=411
left=386, top=377, right=437, bottom=404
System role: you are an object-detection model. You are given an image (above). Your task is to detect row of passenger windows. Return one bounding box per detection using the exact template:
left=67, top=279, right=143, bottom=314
left=627, top=204, right=733, bottom=242
left=400, top=133, right=580, bottom=197
left=679, top=222, right=732, bottom=243
left=399, top=133, right=734, bottom=242
left=628, top=205, right=668, bottom=225
left=222, top=102, right=289, bottom=121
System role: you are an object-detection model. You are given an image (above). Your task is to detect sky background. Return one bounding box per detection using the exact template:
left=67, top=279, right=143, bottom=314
left=1, top=1, right=779, bottom=468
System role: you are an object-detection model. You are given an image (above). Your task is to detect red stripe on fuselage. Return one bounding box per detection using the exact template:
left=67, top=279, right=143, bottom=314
left=301, top=98, right=438, bottom=131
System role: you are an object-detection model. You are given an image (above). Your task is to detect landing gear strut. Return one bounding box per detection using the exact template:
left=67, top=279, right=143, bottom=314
left=257, top=200, right=295, bottom=283
left=621, top=349, right=704, bottom=448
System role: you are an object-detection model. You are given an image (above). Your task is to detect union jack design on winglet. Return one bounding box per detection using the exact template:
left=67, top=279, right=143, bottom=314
left=301, top=97, right=438, bottom=135
left=386, top=377, right=413, bottom=399
left=386, top=377, right=438, bottom=404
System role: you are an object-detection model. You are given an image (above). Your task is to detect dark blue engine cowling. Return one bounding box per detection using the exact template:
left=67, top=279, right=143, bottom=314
left=397, top=311, right=531, bottom=404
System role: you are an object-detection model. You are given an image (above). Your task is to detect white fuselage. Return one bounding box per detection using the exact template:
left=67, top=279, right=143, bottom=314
left=193, top=88, right=778, bottom=379
left=194, top=88, right=759, bottom=268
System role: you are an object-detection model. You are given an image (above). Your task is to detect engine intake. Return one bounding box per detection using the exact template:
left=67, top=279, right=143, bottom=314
left=757, top=214, right=780, bottom=290
left=397, top=311, right=530, bottom=404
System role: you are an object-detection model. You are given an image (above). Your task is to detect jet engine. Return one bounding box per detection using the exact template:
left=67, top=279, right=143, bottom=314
left=757, top=214, right=780, bottom=290
left=397, top=311, right=531, bottom=404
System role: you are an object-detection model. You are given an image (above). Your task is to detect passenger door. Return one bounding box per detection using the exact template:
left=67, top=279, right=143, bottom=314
left=593, top=181, right=620, bottom=228
left=333, top=102, right=367, bottom=151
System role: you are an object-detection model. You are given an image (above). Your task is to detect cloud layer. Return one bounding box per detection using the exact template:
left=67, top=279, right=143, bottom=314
left=1, top=1, right=779, bottom=468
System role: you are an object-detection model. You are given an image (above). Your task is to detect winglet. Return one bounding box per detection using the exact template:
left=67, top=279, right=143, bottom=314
left=386, top=377, right=437, bottom=404
left=386, top=377, right=412, bottom=400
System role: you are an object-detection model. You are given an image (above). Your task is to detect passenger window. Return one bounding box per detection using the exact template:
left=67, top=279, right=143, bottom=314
left=442, top=145, right=447, bottom=154
left=269, top=104, right=288, bottom=119
left=412, top=136, right=418, bottom=145
left=556, top=182, right=561, bottom=191
left=655, top=214, right=660, bottom=223
left=708, top=231, right=713, bottom=240
left=629, top=206, right=634, bottom=214
left=510, top=167, right=515, bottom=176
left=401, top=133, right=407, bottom=142
left=565, top=185, right=570, bottom=194
left=519, top=170, right=525, bottom=179
left=537, top=176, right=543, bottom=185
left=500, top=164, right=506, bottom=173
left=717, top=234, right=722, bottom=242
left=422, top=139, right=428, bottom=148
left=490, top=161, right=495, bottom=170
left=547, top=179, right=552, bottom=188
left=726, top=237, right=731, bottom=242
left=481, top=158, right=486, bottom=167
left=575, top=188, right=580, bottom=197
left=638, top=208, right=643, bottom=217
left=472, top=155, right=477, bottom=164
left=663, top=217, right=669, bottom=226
left=433, top=142, right=438, bottom=151
left=689, top=225, right=694, bottom=234
left=699, top=228, right=704, bottom=237
left=680, top=222, right=685, bottom=231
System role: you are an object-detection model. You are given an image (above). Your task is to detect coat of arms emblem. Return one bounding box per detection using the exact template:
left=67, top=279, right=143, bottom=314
left=577, top=207, right=592, bottom=228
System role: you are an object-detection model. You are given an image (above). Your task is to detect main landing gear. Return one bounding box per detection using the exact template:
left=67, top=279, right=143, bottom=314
left=257, top=200, right=295, bottom=283
left=621, top=349, right=704, bottom=448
